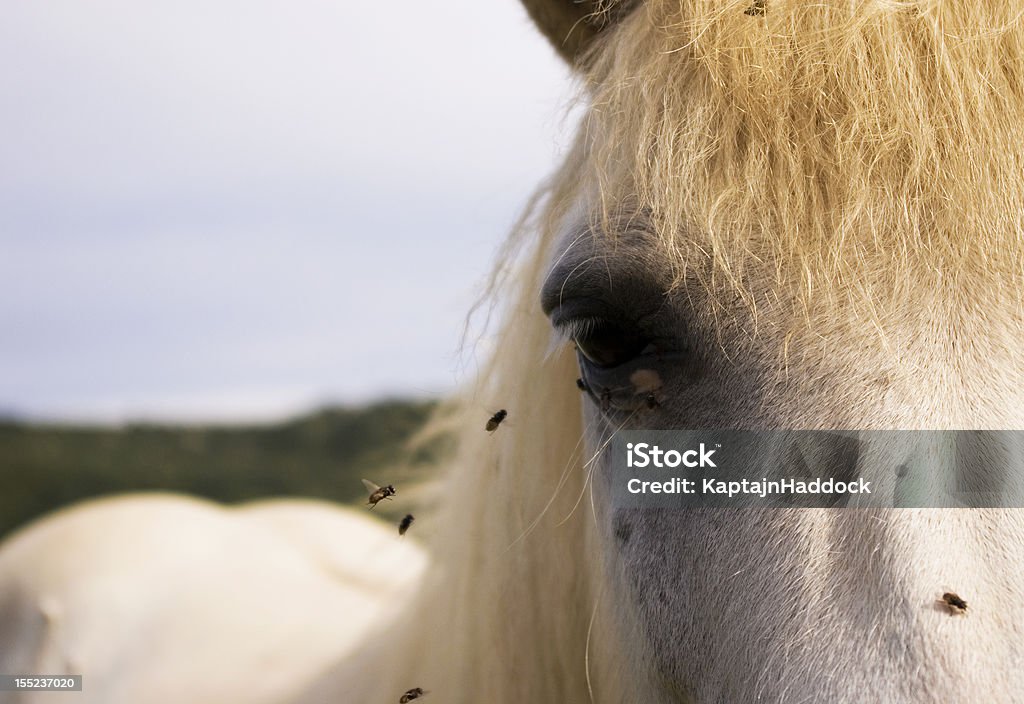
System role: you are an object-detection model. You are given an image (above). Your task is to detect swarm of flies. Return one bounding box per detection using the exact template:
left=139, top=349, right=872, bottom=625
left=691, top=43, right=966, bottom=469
left=362, top=479, right=396, bottom=509
left=579, top=379, right=661, bottom=413
left=400, top=687, right=427, bottom=702
left=371, top=407, right=516, bottom=698
left=485, top=409, right=508, bottom=432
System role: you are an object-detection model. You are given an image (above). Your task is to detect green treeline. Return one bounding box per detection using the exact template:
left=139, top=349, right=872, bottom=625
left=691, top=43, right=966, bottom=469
left=0, top=399, right=441, bottom=539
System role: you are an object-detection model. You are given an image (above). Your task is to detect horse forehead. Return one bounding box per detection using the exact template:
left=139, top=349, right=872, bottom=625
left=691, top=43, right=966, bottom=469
left=546, top=218, right=1018, bottom=343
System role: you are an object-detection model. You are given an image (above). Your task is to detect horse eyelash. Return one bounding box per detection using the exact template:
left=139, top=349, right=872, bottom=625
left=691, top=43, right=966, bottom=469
left=545, top=315, right=602, bottom=361
left=552, top=316, right=605, bottom=344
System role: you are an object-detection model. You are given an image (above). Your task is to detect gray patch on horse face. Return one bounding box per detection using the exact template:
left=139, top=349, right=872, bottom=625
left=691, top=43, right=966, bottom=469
left=614, top=516, right=633, bottom=544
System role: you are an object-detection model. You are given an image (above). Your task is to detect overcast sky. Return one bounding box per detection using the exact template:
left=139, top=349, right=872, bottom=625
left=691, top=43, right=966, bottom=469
left=0, top=1, right=577, bottom=422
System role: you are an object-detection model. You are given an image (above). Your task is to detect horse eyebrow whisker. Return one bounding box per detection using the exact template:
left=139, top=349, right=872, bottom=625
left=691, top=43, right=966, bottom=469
left=542, top=226, right=593, bottom=294
left=584, top=581, right=605, bottom=704
left=556, top=406, right=641, bottom=528
left=503, top=425, right=589, bottom=552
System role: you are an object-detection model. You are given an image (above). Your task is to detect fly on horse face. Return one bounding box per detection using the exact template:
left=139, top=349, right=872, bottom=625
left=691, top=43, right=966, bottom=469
left=2, top=1, right=1024, bottom=702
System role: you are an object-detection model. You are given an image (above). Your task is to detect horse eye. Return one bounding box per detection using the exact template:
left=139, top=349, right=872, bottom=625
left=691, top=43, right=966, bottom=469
left=574, top=319, right=650, bottom=368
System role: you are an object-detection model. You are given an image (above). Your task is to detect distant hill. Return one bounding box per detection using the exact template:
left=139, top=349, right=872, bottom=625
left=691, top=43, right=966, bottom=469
left=0, top=399, right=442, bottom=539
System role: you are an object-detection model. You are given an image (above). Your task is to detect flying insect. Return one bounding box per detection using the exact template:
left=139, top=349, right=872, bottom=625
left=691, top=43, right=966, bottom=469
left=485, top=409, right=508, bottom=432
left=398, top=514, right=415, bottom=536
left=362, top=479, right=396, bottom=509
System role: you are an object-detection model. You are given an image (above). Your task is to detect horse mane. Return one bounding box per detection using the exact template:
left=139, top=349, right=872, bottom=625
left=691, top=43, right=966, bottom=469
left=328, top=2, right=1024, bottom=701
left=324, top=161, right=646, bottom=701
left=584, top=0, right=1024, bottom=311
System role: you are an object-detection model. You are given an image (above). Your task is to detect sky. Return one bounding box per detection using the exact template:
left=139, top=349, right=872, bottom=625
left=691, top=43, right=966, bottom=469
left=0, top=1, right=577, bottom=423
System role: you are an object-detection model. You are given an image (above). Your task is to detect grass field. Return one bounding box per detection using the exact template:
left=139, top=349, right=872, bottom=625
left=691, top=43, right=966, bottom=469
left=0, top=399, right=441, bottom=539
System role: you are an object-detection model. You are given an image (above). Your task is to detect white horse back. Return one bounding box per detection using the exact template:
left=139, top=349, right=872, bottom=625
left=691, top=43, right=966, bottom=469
left=0, top=494, right=425, bottom=704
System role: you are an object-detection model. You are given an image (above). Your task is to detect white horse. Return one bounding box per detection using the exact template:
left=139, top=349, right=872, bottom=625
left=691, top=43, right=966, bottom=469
left=0, top=495, right=424, bottom=703
left=5, top=0, right=1024, bottom=701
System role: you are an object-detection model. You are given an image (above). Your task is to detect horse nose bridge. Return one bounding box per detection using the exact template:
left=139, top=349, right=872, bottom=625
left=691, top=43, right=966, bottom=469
left=779, top=431, right=864, bottom=507
left=870, top=431, right=1024, bottom=507
left=791, top=432, right=1024, bottom=507
left=952, top=431, right=1024, bottom=505
left=792, top=430, right=862, bottom=481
